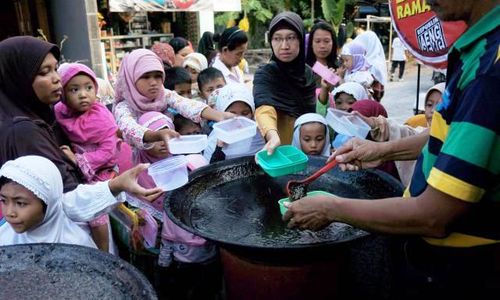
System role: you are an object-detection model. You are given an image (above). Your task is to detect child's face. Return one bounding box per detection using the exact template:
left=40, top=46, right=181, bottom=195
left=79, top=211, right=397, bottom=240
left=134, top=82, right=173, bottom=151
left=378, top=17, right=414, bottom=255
left=136, top=71, right=164, bottom=99
left=64, top=74, right=97, bottom=113
left=185, top=66, right=199, bottom=83
left=425, top=90, right=442, bottom=125
left=146, top=140, right=170, bottom=159
left=299, top=122, right=326, bottom=156
left=178, top=123, right=202, bottom=136
left=335, top=92, right=356, bottom=111
left=0, top=182, right=45, bottom=233
left=175, top=83, right=192, bottom=99
left=340, top=55, right=353, bottom=70
left=200, top=78, right=226, bottom=100
left=226, top=101, right=253, bottom=119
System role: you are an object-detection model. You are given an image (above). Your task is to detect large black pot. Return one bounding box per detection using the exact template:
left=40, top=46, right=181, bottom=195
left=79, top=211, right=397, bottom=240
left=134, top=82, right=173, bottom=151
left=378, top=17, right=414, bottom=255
left=166, top=156, right=404, bottom=300
left=0, top=243, right=157, bottom=299
left=167, top=156, right=403, bottom=257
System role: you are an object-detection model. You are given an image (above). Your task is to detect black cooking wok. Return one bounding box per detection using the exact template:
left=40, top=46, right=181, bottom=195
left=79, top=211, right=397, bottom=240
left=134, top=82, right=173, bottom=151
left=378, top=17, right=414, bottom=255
left=0, top=243, right=157, bottom=299
left=166, top=156, right=403, bottom=258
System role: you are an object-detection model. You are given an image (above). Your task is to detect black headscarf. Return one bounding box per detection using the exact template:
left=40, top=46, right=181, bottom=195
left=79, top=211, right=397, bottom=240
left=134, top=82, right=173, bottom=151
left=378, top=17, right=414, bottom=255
left=0, top=36, right=82, bottom=191
left=198, top=31, right=215, bottom=57
left=0, top=36, right=59, bottom=124
left=197, top=31, right=217, bottom=65
left=253, top=12, right=316, bottom=117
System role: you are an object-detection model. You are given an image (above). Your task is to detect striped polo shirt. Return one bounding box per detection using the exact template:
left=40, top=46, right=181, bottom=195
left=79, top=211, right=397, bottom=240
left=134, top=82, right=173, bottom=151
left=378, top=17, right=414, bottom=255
left=407, top=6, right=500, bottom=247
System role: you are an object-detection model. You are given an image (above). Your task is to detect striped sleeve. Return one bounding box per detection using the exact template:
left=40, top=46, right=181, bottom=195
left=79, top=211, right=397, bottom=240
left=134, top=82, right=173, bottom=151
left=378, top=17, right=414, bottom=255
left=427, top=75, right=500, bottom=202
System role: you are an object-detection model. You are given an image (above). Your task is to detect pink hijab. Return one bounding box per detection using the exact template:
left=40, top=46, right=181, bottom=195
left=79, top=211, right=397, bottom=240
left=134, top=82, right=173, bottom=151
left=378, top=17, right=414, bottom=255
left=151, top=42, right=175, bottom=67
left=114, top=49, right=167, bottom=115
left=136, top=112, right=175, bottom=211
left=55, top=63, right=117, bottom=145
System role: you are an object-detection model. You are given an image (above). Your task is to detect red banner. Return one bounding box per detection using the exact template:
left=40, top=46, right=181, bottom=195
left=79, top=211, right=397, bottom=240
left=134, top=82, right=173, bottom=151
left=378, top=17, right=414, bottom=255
left=389, top=0, right=467, bottom=69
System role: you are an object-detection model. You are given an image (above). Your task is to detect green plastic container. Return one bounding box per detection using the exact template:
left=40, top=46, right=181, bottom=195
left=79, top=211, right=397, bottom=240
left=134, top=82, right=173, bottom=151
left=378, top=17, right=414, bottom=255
left=278, top=191, right=334, bottom=216
left=256, top=145, right=308, bottom=177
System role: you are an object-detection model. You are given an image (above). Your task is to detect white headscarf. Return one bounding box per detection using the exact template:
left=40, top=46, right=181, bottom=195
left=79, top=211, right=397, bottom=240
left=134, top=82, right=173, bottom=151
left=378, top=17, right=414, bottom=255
left=204, top=83, right=264, bottom=160
left=292, top=113, right=331, bottom=157
left=0, top=156, right=96, bottom=248
left=354, top=31, right=388, bottom=86
left=331, top=82, right=369, bottom=101
left=182, top=52, right=209, bottom=73
left=211, top=83, right=255, bottom=113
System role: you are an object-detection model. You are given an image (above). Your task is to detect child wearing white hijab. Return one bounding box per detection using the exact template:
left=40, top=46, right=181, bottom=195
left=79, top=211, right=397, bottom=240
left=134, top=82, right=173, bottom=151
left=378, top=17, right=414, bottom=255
left=0, top=156, right=98, bottom=248
left=0, top=155, right=159, bottom=248
left=331, top=82, right=369, bottom=111
left=292, top=113, right=331, bottom=157
left=203, top=83, right=265, bottom=162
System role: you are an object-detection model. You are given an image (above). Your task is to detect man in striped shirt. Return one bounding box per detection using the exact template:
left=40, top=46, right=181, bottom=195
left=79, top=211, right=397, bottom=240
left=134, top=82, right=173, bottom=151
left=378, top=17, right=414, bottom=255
left=284, top=0, right=499, bottom=297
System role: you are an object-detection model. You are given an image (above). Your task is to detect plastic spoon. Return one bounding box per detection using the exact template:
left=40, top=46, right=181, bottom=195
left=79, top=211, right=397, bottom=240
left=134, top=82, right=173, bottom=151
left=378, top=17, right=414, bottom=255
left=286, top=159, right=338, bottom=201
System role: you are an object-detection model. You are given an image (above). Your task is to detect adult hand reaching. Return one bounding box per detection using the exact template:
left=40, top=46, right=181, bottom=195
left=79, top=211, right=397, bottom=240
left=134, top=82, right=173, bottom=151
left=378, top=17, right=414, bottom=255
left=263, top=129, right=281, bottom=155
left=108, top=163, right=164, bottom=202
left=328, top=137, right=386, bottom=171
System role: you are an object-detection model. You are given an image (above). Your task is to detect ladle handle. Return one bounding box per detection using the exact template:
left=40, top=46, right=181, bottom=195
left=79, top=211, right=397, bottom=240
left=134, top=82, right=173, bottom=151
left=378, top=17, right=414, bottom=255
left=302, top=159, right=338, bottom=184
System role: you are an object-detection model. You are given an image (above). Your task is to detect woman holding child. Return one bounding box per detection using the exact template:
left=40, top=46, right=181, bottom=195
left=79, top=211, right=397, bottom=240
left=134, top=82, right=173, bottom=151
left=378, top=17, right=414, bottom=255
left=0, top=36, right=162, bottom=249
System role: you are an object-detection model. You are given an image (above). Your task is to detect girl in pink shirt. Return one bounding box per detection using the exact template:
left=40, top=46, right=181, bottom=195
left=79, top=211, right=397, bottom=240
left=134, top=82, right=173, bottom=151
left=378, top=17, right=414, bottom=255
left=54, top=63, right=120, bottom=252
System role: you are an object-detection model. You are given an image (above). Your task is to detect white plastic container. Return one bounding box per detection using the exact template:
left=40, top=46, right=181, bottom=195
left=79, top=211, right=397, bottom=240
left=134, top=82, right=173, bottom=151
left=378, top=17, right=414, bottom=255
left=326, top=108, right=371, bottom=139
left=213, top=116, right=257, bottom=144
left=147, top=155, right=188, bottom=191
left=168, top=135, right=208, bottom=154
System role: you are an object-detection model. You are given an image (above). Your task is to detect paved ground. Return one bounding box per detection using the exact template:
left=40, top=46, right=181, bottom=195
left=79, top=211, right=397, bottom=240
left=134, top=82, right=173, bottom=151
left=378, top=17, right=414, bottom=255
left=381, top=62, right=436, bottom=124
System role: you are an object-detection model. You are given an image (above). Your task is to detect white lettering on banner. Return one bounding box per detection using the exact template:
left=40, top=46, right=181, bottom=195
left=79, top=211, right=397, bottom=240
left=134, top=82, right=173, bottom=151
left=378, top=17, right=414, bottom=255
left=416, top=16, right=447, bottom=52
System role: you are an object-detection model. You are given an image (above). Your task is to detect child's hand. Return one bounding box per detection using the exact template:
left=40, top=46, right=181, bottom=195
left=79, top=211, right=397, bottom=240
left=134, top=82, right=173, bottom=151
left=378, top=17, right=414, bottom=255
left=108, top=163, right=164, bottom=201
left=221, top=111, right=236, bottom=121
left=156, top=128, right=180, bottom=151
left=351, top=111, right=376, bottom=128
left=216, top=139, right=227, bottom=148
left=336, top=66, right=346, bottom=78
left=60, top=145, right=77, bottom=164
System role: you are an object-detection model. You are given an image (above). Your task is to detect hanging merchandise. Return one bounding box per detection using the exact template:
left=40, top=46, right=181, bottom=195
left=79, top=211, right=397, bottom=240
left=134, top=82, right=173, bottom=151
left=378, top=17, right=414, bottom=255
left=388, top=0, right=467, bottom=69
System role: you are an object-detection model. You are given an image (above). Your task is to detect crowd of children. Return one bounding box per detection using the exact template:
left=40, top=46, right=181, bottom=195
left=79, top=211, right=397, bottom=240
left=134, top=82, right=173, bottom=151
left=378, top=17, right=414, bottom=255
left=0, top=14, right=443, bottom=300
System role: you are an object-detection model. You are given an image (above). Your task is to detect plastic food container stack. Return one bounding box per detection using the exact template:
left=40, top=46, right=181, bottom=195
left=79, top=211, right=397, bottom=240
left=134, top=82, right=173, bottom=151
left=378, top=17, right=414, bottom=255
left=147, top=155, right=188, bottom=191
left=326, top=108, right=371, bottom=139
left=256, top=145, right=308, bottom=177
left=213, top=116, right=257, bottom=144
left=168, top=135, right=208, bottom=154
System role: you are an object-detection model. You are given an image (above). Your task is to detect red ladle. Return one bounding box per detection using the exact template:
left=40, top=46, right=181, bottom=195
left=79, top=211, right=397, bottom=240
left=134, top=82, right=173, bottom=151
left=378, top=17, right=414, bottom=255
left=286, top=159, right=338, bottom=201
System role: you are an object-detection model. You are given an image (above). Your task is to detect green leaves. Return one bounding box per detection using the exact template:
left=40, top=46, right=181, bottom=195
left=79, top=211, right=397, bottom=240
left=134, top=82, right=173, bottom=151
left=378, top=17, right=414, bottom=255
left=321, top=0, right=345, bottom=27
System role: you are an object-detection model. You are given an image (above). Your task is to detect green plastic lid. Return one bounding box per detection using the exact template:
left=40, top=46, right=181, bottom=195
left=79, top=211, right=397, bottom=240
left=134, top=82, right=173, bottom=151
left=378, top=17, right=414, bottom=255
left=256, top=145, right=308, bottom=177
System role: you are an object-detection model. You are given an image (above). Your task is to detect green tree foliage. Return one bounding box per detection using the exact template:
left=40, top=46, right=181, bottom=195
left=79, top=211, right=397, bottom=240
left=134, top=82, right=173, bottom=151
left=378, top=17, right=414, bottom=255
left=321, top=0, right=346, bottom=28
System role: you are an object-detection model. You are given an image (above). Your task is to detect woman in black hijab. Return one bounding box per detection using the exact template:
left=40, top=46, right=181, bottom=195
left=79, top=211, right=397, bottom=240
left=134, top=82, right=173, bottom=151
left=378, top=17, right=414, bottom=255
left=0, top=36, right=161, bottom=198
left=253, top=12, right=317, bottom=154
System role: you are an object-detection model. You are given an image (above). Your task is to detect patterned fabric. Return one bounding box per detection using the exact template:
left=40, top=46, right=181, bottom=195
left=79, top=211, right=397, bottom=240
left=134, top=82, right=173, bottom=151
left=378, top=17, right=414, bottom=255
left=114, top=90, right=208, bottom=149
left=408, top=7, right=500, bottom=247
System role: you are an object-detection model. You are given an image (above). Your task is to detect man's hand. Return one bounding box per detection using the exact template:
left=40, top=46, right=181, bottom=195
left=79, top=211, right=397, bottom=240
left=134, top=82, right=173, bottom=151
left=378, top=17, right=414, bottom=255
left=283, top=194, right=337, bottom=231
left=328, top=138, right=386, bottom=171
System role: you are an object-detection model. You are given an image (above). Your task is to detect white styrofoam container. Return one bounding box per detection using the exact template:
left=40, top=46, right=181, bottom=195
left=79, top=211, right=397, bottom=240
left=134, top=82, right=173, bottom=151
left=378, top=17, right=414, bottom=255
left=212, top=116, right=257, bottom=144
left=326, top=108, right=371, bottom=139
